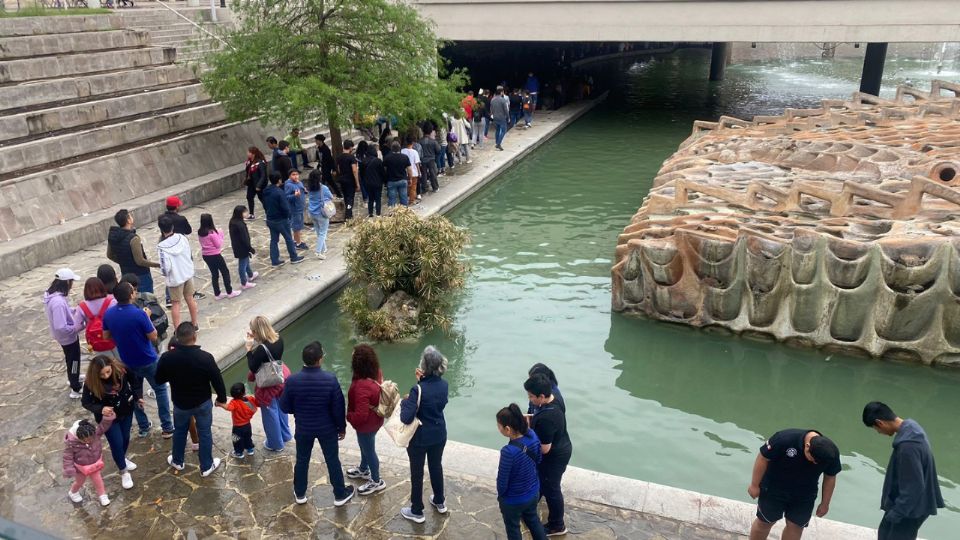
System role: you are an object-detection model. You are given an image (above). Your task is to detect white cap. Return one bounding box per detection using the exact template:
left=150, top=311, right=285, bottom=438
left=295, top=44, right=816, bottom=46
left=55, top=268, right=81, bottom=281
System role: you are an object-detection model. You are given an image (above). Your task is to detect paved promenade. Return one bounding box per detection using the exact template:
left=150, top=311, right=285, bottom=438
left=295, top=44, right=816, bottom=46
left=0, top=99, right=870, bottom=539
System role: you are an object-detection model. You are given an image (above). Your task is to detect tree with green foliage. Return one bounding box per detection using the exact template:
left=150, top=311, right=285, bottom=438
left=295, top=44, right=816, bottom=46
left=201, top=0, right=468, bottom=152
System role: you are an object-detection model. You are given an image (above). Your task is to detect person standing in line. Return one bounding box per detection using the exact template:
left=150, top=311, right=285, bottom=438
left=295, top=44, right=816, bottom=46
left=383, top=141, right=412, bottom=208
left=287, top=127, right=311, bottom=170
left=107, top=209, right=160, bottom=294
left=496, top=404, right=547, bottom=540
left=315, top=134, right=340, bottom=198
left=262, top=173, right=304, bottom=267
left=437, top=121, right=449, bottom=176
left=97, top=265, right=119, bottom=296
left=245, top=146, right=268, bottom=220
left=527, top=363, right=565, bottom=415
left=509, top=89, right=523, bottom=129
left=228, top=205, right=258, bottom=289
left=156, top=322, right=227, bottom=477
left=862, top=402, right=944, bottom=540
left=453, top=112, right=472, bottom=164
left=399, top=346, right=449, bottom=524
left=745, top=428, right=841, bottom=540
left=491, top=86, right=510, bottom=151
left=472, top=91, right=486, bottom=149
left=480, top=88, right=492, bottom=139
left=76, top=277, right=118, bottom=358
left=245, top=316, right=292, bottom=451
left=217, top=383, right=258, bottom=459
left=273, top=141, right=294, bottom=182
left=284, top=170, right=309, bottom=250
left=401, top=137, right=422, bottom=205
left=460, top=91, right=477, bottom=125
left=525, top=72, right=540, bottom=114
left=419, top=128, right=441, bottom=193
left=44, top=268, right=85, bottom=399
left=157, top=215, right=200, bottom=329
left=102, top=282, right=175, bottom=440
left=266, top=136, right=281, bottom=160
left=198, top=214, right=240, bottom=300
left=362, top=145, right=386, bottom=218
left=159, top=195, right=205, bottom=306
left=521, top=90, right=534, bottom=128
left=346, top=344, right=386, bottom=495
left=356, top=140, right=370, bottom=203
left=337, top=139, right=361, bottom=219
left=63, top=412, right=115, bottom=507
left=279, top=341, right=356, bottom=507
left=81, top=355, right=142, bottom=490
left=306, top=169, right=335, bottom=259
left=524, top=374, right=574, bottom=537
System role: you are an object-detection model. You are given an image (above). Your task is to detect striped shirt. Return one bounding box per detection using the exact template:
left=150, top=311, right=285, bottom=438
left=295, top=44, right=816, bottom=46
left=497, top=430, right=542, bottom=505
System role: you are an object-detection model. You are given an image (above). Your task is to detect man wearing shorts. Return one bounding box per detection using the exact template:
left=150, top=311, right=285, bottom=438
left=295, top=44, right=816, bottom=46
left=157, top=215, right=199, bottom=330
left=747, top=429, right=841, bottom=540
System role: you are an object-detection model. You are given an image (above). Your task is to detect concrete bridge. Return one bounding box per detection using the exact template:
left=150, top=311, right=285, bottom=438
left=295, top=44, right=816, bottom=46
left=412, top=0, right=960, bottom=43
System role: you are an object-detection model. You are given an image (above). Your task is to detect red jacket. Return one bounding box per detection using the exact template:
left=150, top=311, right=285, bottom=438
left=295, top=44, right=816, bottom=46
left=347, top=371, right=383, bottom=434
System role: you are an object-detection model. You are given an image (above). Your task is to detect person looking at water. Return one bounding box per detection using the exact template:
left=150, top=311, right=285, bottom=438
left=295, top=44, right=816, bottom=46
left=346, top=344, right=386, bottom=496
left=862, top=402, right=944, bottom=540
left=279, top=341, right=355, bottom=507
left=496, top=404, right=547, bottom=540
left=399, top=346, right=449, bottom=524
left=524, top=374, right=573, bottom=537
left=527, top=363, right=565, bottom=415
left=746, top=429, right=841, bottom=540
left=245, top=316, right=292, bottom=451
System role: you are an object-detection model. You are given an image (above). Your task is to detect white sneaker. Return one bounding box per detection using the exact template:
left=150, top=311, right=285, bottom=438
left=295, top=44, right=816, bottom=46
left=430, top=494, right=448, bottom=514
left=121, top=471, right=133, bottom=489
left=67, top=489, right=83, bottom=503
left=99, top=494, right=111, bottom=506
left=167, top=455, right=184, bottom=471
left=358, top=479, right=386, bottom=496
left=124, top=459, right=137, bottom=471
left=79, top=374, right=86, bottom=382
left=294, top=490, right=308, bottom=505
left=201, top=457, right=221, bottom=477
left=68, top=390, right=82, bottom=399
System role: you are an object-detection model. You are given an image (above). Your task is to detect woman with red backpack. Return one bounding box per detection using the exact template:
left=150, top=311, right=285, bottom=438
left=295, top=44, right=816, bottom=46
left=76, top=278, right=118, bottom=358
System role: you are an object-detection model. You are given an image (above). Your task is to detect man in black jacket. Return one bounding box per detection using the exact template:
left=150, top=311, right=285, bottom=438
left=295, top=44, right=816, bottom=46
left=262, top=173, right=304, bottom=267
left=156, top=323, right=227, bottom=478
left=863, top=401, right=944, bottom=540
left=272, top=141, right=294, bottom=181
left=107, top=209, right=160, bottom=294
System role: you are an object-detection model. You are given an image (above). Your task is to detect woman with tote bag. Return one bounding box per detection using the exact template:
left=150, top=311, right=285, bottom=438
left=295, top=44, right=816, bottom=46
left=245, top=316, right=292, bottom=452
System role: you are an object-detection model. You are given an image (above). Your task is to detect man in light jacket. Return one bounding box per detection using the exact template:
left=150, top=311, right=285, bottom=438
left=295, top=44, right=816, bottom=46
left=863, top=401, right=944, bottom=540
left=157, top=215, right=198, bottom=330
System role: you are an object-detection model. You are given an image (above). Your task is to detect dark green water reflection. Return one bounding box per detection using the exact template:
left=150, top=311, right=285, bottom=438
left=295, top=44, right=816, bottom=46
left=224, top=49, right=960, bottom=537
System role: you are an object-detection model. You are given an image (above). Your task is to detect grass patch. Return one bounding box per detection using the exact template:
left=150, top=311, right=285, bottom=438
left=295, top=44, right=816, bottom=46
left=0, top=7, right=111, bottom=17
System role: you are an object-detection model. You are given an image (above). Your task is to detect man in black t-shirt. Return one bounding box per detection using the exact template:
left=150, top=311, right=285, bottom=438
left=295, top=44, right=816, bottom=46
left=747, top=429, right=841, bottom=540
left=525, top=374, right=573, bottom=537
left=382, top=141, right=412, bottom=207
left=336, top=139, right=360, bottom=219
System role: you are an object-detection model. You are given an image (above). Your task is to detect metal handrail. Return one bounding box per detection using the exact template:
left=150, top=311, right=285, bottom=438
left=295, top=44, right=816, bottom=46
left=151, top=0, right=232, bottom=50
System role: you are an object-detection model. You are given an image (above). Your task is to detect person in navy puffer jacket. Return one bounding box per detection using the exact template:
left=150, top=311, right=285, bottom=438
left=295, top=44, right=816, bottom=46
left=279, top=341, right=355, bottom=506
left=399, top=346, right=449, bottom=524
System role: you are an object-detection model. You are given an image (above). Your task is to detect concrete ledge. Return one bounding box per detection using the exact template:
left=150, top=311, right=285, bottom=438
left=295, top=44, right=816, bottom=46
left=0, top=102, right=224, bottom=175
left=0, top=64, right=197, bottom=113
left=0, top=14, right=123, bottom=37
left=0, top=29, right=148, bottom=60
left=0, top=82, right=207, bottom=142
left=0, top=46, right=175, bottom=84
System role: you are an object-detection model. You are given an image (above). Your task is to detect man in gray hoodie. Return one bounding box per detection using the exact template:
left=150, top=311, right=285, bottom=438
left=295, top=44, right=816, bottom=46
left=157, top=215, right=198, bottom=331
left=862, top=401, right=944, bottom=540
left=490, top=86, right=510, bottom=151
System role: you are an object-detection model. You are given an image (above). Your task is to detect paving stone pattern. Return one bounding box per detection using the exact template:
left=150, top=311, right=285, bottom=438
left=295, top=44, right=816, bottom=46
left=0, top=116, right=743, bottom=538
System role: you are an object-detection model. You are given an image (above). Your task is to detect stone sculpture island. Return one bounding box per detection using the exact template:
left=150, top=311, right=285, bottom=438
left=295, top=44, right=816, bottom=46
left=613, top=81, right=960, bottom=365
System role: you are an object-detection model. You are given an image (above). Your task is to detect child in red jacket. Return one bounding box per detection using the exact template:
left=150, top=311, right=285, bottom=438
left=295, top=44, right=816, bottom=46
left=63, top=410, right=115, bottom=506
left=218, top=383, right=258, bottom=458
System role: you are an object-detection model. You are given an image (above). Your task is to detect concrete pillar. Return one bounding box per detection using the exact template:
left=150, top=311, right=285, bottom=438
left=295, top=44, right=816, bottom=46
left=709, top=42, right=729, bottom=81
left=859, top=42, right=888, bottom=96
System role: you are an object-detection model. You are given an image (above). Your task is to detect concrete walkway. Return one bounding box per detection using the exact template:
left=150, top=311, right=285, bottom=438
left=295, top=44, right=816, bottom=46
left=0, top=98, right=871, bottom=538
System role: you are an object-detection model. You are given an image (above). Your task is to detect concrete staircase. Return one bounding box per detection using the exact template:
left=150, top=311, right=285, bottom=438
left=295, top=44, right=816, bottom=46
left=117, top=5, right=229, bottom=64
left=0, top=14, right=278, bottom=279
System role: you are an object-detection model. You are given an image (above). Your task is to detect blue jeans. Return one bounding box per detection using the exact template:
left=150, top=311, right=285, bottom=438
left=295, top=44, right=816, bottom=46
left=500, top=495, right=547, bottom=540
left=523, top=111, right=532, bottom=125
left=266, top=218, right=298, bottom=265
left=170, top=400, right=214, bottom=471
left=238, top=257, right=253, bottom=285
left=483, top=117, right=490, bottom=137
left=294, top=433, right=347, bottom=499
left=510, top=110, right=521, bottom=127
left=103, top=413, right=133, bottom=471
left=136, top=271, right=154, bottom=294
left=495, top=120, right=507, bottom=147
left=128, top=362, right=173, bottom=433
left=311, top=213, right=329, bottom=254
left=261, top=398, right=291, bottom=450
left=387, top=180, right=408, bottom=207
left=437, top=148, right=446, bottom=170
left=357, top=431, right=380, bottom=482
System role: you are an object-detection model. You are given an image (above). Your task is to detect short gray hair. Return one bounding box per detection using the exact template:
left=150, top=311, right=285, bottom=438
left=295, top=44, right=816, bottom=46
left=419, top=345, right=448, bottom=377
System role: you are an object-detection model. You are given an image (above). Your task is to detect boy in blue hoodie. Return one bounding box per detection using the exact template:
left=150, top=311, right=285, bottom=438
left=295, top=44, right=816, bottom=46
left=863, top=401, right=944, bottom=540
left=284, top=170, right=307, bottom=251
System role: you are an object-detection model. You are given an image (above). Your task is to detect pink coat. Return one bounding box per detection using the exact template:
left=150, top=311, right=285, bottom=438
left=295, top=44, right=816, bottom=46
left=198, top=229, right=224, bottom=257
left=62, top=417, right=113, bottom=477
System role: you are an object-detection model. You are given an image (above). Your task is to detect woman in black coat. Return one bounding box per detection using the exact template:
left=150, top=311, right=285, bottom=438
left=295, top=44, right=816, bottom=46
left=81, top=355, right=142, bottom=488
left=245, top=146, right=268, bottom=219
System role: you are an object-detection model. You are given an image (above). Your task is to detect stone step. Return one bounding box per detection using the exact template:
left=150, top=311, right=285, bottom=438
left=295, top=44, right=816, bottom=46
left=0, top=83, right=208, bottom=144
left=0, top=64, right=197, bottom=114
left=0, top=119, right=297, bottom=279
left=0, top=47, right=176, bottom=85
left=0, top=102, right=225, bottom=178
left=148, top=27, right=199, bottom=39
left=0, top=14, right=123, bottom=37
left=0, top=29, right=149, bottom=60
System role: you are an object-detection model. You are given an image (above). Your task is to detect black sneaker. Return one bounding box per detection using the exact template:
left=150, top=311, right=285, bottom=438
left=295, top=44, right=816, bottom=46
left=165, top=300, right=172, bottom=308
left=545, top=526, right=567, bottom=537
left=193, top=291, right=206, bottom=300
left=272, top=260, right=286, bottom=267
left=296, top=242, right=309, bottom=250
left=334, top=485, right=355, bottom=507
left=291, top=256, right=306, bottom=265
left=245, top=214, right=256, bottom=221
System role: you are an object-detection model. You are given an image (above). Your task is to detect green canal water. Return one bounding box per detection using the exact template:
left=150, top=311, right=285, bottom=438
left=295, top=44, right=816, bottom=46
left=226, top=49, right=960, bottom=537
